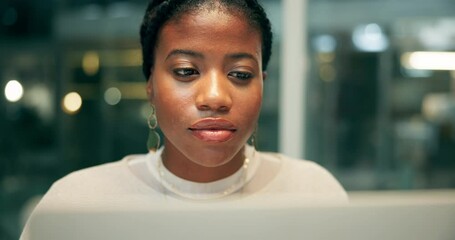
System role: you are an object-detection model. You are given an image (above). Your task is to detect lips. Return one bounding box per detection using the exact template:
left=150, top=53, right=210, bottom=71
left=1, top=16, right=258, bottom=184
left=189, top=118, right=236, bottom=142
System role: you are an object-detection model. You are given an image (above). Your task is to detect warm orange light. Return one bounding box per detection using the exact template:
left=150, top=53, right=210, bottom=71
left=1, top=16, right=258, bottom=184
left=82, top=51, right=100, bottom=76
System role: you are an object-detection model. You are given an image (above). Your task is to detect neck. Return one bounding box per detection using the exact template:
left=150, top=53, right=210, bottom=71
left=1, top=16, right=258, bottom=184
left=161, top=144, right=245, bottom=183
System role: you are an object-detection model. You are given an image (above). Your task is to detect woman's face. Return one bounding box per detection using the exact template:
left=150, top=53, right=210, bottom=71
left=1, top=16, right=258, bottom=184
left=147, top=9, right=264, bottom=168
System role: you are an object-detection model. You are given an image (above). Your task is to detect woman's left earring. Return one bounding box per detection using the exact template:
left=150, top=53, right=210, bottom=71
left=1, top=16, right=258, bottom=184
left=147, top=105, right=160, bottom=152
left=250, top=126, right=258, bottom=150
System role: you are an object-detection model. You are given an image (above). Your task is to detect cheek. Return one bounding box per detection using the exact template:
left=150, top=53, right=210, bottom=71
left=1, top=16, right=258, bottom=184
left=246, top=92, right=262, bottom=112
left=237, top=87, right=263, bottom=123
left=153, top=83, right=194, bottom=126
left=249, top=83, right=263, bottom=111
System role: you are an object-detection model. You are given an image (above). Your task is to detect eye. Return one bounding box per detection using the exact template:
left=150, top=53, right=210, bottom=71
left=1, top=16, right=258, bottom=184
left=173, top=68, right=199, bottom=78
left=228, top=71, right=254, bottom=81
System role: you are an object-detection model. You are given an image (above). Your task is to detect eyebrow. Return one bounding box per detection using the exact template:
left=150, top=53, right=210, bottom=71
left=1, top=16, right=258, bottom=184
left=165, top=49, right=259, bottom=64
left=165, top=49, right=203, bottom=60
left=226, top=53, right=258, bottom=64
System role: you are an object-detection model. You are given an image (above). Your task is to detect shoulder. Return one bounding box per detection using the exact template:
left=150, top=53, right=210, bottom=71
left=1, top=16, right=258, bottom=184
left=255, top=151, right=348, bottom=202
left=43, top=154, right=150, bottom=200
left=259, top=151, right=337, bottom=180
left=278, top=154, right=338, bottom=180
left=20, top=154, right=158, bottom=240
left=53, top=158, right=127, bottom=189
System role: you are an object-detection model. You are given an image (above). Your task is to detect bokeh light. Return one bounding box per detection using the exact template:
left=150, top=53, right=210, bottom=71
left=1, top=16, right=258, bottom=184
left=4, top=80, right=24, bottom=102
left=82, top=51, right=100, bottom=76
left=402, top=51, right=455, bottom=71
left=313, top=35, right=337, bottom=53
left=352, top=23, right=389, bottom=52
left=62, top=92, right=82, bottom=114
left=104, top=87, right=122, bottom=105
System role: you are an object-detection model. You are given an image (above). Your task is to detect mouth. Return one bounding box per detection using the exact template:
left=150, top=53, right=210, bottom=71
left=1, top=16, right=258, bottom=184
left=189, top=118, right=237, bottom=142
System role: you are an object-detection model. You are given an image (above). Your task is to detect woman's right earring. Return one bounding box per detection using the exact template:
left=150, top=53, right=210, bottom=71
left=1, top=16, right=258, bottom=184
left=147, top=106, right=160, bottom=152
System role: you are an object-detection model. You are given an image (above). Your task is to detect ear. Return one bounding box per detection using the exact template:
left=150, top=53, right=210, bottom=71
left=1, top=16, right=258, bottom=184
left=146, top=74, right=154, bottom=104
left=262, top=71, right=268, bottom=81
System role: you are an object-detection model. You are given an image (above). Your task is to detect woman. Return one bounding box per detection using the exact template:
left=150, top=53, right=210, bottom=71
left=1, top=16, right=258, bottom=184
left=21, top=0, right=346, bottom=238
left=135, top=0, right=347, bottom=200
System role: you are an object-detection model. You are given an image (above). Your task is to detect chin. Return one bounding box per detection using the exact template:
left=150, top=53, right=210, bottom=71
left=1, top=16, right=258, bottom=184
left=188, top=152, right=235, bottom=168
left=185, top=145, right=244, bottom=168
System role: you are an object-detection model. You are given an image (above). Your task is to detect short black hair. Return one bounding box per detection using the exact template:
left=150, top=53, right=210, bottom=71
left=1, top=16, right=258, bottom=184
left=140, top=0, right=273, bottom=80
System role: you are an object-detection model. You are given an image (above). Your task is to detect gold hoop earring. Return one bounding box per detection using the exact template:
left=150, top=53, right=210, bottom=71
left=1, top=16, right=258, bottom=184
left=147, top=105, right=160, bottom=152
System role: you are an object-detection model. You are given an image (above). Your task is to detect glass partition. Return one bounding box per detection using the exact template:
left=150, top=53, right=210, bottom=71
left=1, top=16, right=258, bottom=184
left=306, top=0, right=455, bottom=190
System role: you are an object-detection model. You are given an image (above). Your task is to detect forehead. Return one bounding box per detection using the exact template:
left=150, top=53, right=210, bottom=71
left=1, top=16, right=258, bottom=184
left=156, top=9, right=262, bottom=57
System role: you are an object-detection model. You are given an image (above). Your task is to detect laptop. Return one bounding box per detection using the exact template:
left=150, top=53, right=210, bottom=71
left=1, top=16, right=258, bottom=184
left=27, top=190, right=455, bottom=240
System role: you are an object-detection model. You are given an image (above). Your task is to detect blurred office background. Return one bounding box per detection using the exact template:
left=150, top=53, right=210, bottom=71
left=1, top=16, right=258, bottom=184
left=1, top=0, right=455, bottom=239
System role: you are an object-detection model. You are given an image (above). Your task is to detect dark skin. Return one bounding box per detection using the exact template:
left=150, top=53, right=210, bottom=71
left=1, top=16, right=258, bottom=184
left=147, top=8, right=266, bottom=183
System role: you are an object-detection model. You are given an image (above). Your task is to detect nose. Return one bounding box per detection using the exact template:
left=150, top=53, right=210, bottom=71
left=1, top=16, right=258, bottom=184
left=195, top=71, right=232, bottom=112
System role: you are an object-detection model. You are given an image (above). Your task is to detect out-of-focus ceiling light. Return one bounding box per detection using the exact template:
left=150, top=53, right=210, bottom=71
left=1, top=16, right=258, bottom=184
left=402, top=51, right=455, bottom=71
left=4, top=80, right=24, bottom=102
left=352, top=23, right=389, bottom=52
